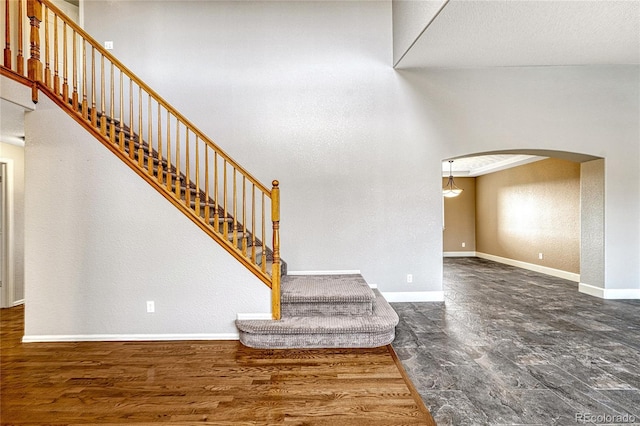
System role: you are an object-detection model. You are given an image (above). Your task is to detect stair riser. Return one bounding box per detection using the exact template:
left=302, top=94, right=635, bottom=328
left=281, top=302, right=373, bottom=317
left=238, top=329, right=395, bottom=349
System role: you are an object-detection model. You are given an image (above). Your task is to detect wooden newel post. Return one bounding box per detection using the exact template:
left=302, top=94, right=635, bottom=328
left=271, top=180, right=281, bottom=320
left=27, top=0, right=42, bottom=103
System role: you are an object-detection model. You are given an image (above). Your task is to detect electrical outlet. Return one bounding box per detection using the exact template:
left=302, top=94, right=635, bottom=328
left=462, top=242, right=466, bottom=248
left=538, top=253, right=543, bottom=260
left=104, top=41, right=114, bottom=50
left=407, top=274, right=413, bottom=283
left=146, top=301, right=155, bottom=313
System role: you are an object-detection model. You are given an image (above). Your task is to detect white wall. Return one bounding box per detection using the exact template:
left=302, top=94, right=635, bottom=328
left=399, top=66, right=639, bottom=293
left=84, top=0, right=445, bottom=297
left=81, top=1, right=640, bottom=297
left=23, top=95, right=270, bottom=340
left=392, top=0, right=448, bottom=66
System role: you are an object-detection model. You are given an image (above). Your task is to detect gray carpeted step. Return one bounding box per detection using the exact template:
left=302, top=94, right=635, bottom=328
left=281, top=274, right=375, bottom=317
left=236, top=289, right=398, bottom=349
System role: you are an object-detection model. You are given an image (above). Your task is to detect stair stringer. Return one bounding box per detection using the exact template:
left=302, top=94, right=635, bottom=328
left=23, top=94, right=272, bottom=341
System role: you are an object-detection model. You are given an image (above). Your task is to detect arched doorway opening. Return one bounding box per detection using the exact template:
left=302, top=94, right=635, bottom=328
left=441, top=149, right=604, bottom=295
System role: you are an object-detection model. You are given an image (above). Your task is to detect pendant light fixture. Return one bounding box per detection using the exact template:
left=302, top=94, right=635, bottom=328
left=442, top=160, right=463, bottom=198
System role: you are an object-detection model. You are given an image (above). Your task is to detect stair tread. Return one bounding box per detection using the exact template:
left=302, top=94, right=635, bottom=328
left=236, top=290, right=397, bottom=335
left=281, top=274, right=374, bottom=304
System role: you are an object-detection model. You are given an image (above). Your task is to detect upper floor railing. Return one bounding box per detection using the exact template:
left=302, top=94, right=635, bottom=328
left=1, top=0, right=281, bottom=319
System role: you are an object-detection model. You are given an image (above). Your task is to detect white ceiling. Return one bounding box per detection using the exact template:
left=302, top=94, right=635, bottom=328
left=397, top=0, right=640, bottom=69
left=442, top=154, right=547, bottom=176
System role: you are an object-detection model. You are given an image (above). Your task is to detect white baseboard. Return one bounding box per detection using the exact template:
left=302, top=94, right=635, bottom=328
left=236, top=313, right=272, bottom=320
left=22, top=333, right=239, bottom=343
left=476, top=252, right=580, bottom=282
left=579, top=283, right=640, bottom=300
left=287, top=270, right=361, bottom=275
left=443, top=251, right=477, bottom=257
left=381, top=291, right=444, bottom=302
left=12, top=299, right=25, bottom=306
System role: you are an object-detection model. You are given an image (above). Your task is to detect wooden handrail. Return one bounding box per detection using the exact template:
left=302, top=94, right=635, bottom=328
left=9, top=0, right=283, bottom=316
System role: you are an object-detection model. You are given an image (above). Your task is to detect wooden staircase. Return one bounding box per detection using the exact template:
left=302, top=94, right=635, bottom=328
left=2, top=0, right=401, bottom=349
left=1, top=0, right=284, bottom=318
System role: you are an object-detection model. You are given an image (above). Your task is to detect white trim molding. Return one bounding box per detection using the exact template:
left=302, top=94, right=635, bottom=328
left=381, top=291, right=444, bottom=302
left=22, top=333, right=240, bottom=343
left=476, top=252, right=580, bottom=282
left=0, top=158, right=15, bottom=308
left=236, top=313, right=272, bottom=320
left=12, top=299, right=24, bottom=306
left=579, top=283, right=640, bottom=300
left=287, top=270, right=361, bottom=276
left=443, top=251, right=477, bottom=257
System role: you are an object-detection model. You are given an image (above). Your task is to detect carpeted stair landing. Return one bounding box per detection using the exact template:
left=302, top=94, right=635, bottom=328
left=236, top=274, right=399, bottom=349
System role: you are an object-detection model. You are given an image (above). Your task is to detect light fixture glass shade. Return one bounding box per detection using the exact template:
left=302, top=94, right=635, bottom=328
left=442, top=161, right=463, bottom=198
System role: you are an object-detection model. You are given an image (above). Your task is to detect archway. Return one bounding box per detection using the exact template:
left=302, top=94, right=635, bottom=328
left=442, top=149, right=603, bottom=295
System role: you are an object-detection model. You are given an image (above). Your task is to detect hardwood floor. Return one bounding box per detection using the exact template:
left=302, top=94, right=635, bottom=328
left=1, top=305, right=434, bottom=425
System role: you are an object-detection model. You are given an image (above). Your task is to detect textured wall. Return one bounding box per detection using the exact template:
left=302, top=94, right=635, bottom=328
left=77, top=2, right=640, bottom=297
left=84, top=1, right=444, bottom=295
left=24, top=96, right=270, bottom=339
left=391, top=0, right=448, bottom=66
left=580, top=159, right=605, bottom=288
left=476, top=158, right=580, bottom=274
left=442, top=177, right=476, bottom=253
left=400, top=66, right=638, bottom=291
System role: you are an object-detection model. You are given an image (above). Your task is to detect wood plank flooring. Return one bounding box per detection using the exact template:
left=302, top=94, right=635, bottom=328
left=1, top=305, right=434, bottom=425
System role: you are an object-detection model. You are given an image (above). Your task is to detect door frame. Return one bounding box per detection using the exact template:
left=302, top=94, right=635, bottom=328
left=0, top=158, right=15, bottom=308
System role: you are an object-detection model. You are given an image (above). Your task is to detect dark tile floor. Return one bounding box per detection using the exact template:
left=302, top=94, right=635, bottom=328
left=392, top=257, right=640, bottom=426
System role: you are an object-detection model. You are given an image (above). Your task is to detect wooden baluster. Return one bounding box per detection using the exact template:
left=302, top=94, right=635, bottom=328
left=61, top=23, right=67, bottom=101
left=53, top=15, right=59, bottom=95
left=27, top=0, right=42, bottom=101
left=100, top=54, right=106, bottom=135
left=232, top=168, right=237, bottom=246
left=109, top=63, right=115, bottom=143
left=90, top=46, right=96, bottom=126
left=242, top=177, right=247, bottom=256
left=43, top=4, right=50, bottom=87
left=251, top=184, right=256, bottom=263
left=156, top=103, right=163, bottom=183
left=195, top=136, right=200, bottom=216
left=118, top=71, right=124, bottom=151
left=204, top=145, right=210, bottom=223
left=71, top=30, right=77, bottom=110
left=271, top=180, right=281, bottom=320
left=174, top=121, right=181, bottom=199
left=147, top=96, right=152, bottom=174
left=165, top=111, right=172, bottom=191
left=4, top=0, right=11, bottom=68
left=213, top=152, right=219, bottom=230
left=223, top=160, right=228, bottom=238
left=185, top=130, right=190, bottom=205
left=261, top=193, right=266, bottom=274
left=17, top=0, right=24, bottom=75
left=128, top=79, right=134, bottom=160
left=81, top=40, right=87, bottom=119
left=137, top=86, right=143, bottom=168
